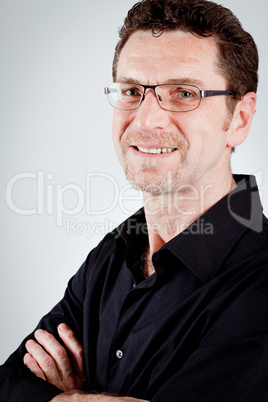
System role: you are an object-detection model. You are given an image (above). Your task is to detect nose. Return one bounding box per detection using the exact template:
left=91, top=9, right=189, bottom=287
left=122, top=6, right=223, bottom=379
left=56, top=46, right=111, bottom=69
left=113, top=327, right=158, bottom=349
left=132, top=90, right=170, bottom=132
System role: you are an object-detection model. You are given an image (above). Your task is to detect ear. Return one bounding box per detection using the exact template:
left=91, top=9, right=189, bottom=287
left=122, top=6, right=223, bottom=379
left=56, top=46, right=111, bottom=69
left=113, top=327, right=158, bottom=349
left=227, top=92, right=257, bottom=148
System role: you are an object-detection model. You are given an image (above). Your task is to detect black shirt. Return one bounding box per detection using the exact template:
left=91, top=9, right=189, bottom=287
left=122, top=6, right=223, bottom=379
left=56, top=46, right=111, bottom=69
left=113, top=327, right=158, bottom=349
left=1, top=175, right=268, bottom=401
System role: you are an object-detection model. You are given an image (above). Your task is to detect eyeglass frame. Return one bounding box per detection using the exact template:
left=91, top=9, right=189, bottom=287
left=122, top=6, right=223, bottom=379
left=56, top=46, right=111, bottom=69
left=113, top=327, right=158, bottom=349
left=104, top=82, right=235, bottom=112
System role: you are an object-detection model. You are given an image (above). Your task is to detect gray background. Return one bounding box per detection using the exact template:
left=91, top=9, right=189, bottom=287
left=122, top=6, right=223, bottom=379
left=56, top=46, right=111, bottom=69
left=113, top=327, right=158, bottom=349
left=1, top=0, right=267, bottom=364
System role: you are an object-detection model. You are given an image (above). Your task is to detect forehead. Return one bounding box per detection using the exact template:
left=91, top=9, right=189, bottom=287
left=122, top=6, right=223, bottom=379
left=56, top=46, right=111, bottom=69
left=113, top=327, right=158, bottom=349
left=116, top=30, right=225, bottom=87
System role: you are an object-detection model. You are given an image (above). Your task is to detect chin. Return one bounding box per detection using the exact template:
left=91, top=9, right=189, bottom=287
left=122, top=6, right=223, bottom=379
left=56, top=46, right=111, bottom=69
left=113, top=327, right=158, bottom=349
left=126, top=170, right=180, bottom=195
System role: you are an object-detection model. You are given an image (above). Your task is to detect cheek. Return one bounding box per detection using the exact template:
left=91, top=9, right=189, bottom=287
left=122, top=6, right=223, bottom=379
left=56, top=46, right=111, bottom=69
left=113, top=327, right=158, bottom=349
left=112, top=109, right=137, bottom=150
left=176, top=113, right=226, bottom=161
left=112, top=112, right=122, bottom=156
left=112, top=111, right=119, bottom=142
left=112, top=110, right=130, bottom=142
left=112, top=111, right=131, bottom=163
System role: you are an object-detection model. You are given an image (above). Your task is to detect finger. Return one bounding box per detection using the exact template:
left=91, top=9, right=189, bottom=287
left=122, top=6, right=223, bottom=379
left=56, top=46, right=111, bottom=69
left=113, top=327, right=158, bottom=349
left=23, top=352, right=46, bottom=381
left=25, top=339, right=61, bottom=386
left=58, top=324, right=86, bottom=380
left=34, top=329, right=74, bottom=382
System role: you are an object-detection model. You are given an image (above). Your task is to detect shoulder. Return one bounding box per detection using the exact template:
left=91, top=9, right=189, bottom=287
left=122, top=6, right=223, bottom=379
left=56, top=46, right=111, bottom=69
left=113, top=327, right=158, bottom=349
left=82, top=209, right=145, bottom=276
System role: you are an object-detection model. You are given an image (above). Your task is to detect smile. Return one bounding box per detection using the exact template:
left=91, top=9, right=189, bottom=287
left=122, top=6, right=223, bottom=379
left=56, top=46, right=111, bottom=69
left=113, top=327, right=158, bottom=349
left=136, top=147, right=177, bottom=154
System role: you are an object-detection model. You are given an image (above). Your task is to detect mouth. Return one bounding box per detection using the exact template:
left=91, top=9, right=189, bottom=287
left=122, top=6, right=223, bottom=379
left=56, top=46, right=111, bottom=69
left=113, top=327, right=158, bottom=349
left=135, top=146, right=177, bottom=155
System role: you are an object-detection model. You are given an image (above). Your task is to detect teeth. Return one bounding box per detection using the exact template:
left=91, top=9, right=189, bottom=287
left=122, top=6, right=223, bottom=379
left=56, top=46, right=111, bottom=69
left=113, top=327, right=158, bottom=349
left=137, top=147, right=176, bottom=154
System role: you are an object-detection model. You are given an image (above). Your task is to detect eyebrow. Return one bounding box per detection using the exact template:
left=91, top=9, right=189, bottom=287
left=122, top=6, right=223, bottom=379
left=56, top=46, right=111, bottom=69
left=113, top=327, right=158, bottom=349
left=116, top=77, right=206, bottom=88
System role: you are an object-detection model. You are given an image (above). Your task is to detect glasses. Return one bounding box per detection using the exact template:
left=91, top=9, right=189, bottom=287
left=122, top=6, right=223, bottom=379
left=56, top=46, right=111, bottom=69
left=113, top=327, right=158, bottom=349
left=104, top=82, right=234, bottom=112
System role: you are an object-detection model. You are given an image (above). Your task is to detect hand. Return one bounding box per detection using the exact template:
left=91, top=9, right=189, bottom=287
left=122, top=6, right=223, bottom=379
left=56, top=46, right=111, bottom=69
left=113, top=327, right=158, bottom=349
left=24, top=324, right=87, bottom=392
left=51, top=391, right=149, bottom=401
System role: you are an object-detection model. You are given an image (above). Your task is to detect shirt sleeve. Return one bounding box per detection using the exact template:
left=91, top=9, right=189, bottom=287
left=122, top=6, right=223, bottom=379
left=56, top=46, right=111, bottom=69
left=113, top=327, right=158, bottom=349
left=0, top=254, right=89, bottom=402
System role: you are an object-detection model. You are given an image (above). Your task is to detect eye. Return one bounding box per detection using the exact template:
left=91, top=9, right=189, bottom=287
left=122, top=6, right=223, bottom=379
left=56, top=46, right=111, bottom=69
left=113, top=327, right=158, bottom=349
left=180, top=90, right=194, bottom=98
left=123, top=88, right=141, bottom=97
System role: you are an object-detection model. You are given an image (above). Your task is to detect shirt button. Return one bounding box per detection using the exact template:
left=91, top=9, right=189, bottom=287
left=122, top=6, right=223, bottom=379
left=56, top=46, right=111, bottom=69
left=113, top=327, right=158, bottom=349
left=116, top=349, right=124, bottom=359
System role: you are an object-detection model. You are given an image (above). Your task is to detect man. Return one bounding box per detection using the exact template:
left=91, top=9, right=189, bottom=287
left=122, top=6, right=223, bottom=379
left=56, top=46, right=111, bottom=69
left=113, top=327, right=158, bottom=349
left=1, top=0, right=267, bottom=400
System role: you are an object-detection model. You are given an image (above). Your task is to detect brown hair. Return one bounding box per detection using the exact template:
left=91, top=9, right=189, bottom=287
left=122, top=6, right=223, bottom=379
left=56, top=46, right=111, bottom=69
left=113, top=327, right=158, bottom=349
left=112, top=0, right=259, bottom=112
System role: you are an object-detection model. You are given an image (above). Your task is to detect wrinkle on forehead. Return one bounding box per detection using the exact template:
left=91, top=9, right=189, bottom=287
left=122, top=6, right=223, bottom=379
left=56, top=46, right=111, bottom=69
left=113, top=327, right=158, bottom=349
left=121, top=54, right=201, bottom=69
left=119, top=30, right=216, bottom=59
left=116, top=30, right=224, bottom=87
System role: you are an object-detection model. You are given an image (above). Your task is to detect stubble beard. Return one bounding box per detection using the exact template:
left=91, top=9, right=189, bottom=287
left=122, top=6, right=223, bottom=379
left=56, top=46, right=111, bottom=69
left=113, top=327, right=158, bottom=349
left=124, top=159, right=185, bottom=194
left=121, top=131, right=188, bottom=195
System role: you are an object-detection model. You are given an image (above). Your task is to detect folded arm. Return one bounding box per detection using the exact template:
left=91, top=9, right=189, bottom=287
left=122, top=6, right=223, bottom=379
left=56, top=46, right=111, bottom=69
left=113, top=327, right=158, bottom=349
left=24, top=324, right=149, bottom=402
left=24, top=324, right=87, bottom=392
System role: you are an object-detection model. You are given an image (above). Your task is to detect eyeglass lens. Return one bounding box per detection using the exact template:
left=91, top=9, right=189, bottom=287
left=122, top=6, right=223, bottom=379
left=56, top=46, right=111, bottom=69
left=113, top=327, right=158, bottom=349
left=106, top=83, right=201, bottom=112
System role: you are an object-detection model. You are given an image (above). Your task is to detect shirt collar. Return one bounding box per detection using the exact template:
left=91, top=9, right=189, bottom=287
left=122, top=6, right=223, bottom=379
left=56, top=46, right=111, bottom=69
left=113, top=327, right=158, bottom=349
left=165, top=174, right=263, bottom=283
left=119, top=175, right=264, bottom=284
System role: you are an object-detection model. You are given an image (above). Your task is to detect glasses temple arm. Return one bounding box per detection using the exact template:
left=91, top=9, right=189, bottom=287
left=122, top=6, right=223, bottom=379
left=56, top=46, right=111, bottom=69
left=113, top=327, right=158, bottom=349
left=201, top=90, right=234, bottom=98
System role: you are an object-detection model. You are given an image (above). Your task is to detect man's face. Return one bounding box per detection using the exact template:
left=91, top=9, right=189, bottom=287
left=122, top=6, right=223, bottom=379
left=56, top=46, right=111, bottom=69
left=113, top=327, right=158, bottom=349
left=112, top=30, right=234, bottom=194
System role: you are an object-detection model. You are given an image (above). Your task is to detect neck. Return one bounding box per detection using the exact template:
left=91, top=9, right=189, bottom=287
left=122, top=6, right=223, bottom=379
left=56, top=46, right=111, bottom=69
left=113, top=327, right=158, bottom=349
left=143, top=170, right=236, bottom=260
